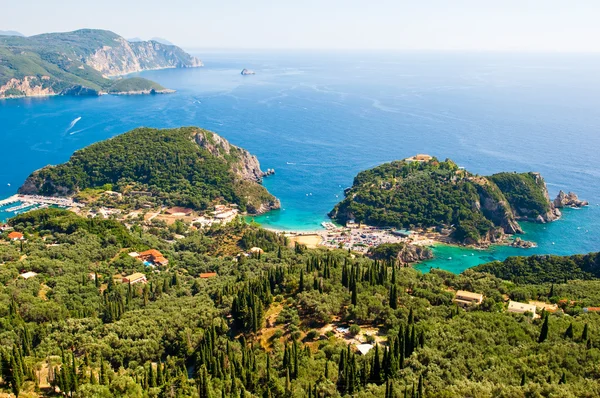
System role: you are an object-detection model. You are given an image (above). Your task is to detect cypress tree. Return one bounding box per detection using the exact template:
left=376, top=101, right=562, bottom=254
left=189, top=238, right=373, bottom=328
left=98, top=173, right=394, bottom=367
left=299, top=269, right=304, bottom=292
left=539, top=315, right=549, bottom=343
left=520, top=372, right=527, bottom=386
left=559, top=372, right=566, bottom=384
left=582, top=323, right=589, bottom=341
left=417, top=374, right=423, bottom=398
left=100, top=358, right=108, bottom=385
left=371, top=344, right=381, bottom=383
left=389, top=285, right=398, bottom=309
left=351, top=284, right=357, bottom=306
left=565, top=323, right=574, bottom=339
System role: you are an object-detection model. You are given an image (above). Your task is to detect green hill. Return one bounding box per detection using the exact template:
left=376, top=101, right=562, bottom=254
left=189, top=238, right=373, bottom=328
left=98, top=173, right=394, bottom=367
left=0, top=29, right=202, bottom=98
left=107, top=77, right=167, bottom=94
left=474, top=252, right=600, bottom=284
left=19, top=127, right=279, bottom=214
left=329, top=157, right=560, bottom=244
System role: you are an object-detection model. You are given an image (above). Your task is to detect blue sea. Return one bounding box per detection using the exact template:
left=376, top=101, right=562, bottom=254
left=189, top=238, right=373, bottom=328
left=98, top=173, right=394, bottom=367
left=2, top=50, right=599, bottom=272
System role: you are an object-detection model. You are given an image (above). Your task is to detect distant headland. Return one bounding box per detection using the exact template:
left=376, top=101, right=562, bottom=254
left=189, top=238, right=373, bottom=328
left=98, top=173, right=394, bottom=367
left=0, top=29, right=203, bottom=99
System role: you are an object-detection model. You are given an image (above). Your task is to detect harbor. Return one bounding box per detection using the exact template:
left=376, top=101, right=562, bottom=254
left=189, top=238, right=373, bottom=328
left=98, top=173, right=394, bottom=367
left=0, top=194, right=83, bottom=220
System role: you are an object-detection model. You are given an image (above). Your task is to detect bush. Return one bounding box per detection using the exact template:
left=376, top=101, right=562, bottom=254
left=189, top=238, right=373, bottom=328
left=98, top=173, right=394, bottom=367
left=349, top=325, right=361, bottom=336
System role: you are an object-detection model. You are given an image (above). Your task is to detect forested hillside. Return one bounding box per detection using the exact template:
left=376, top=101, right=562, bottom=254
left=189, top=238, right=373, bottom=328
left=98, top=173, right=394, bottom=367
left=474, top=252, right=600, bottom=284
left=330, top=158, right=559, bottom=244
left=0, top=208, right=599, bottom=397
left=19, top=127, right=280, bottom=214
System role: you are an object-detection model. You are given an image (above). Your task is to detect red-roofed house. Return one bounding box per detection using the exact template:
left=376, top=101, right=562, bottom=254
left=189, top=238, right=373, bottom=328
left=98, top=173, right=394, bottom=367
left=138, top=249, right=169, bottom=266
left=8, top=231, right=24, bottom=241
left=200, top=272, right=217, bottom=279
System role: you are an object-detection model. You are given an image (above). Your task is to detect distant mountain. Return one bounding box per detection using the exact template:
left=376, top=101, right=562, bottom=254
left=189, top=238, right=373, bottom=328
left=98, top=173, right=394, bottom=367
left=0, top=29, right=203, bottom=98
left=128, top=37, right=174, bottom=45
left=0, top=30, right=24, bottom=37
left=150, top=37, right=174, bottom=46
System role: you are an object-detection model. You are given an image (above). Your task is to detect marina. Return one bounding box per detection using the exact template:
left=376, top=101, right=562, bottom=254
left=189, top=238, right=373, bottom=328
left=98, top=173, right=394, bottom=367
left=0, top=194, right=83, bottom=221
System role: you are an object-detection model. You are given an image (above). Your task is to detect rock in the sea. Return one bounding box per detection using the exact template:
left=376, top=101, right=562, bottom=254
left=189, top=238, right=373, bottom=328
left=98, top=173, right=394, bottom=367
left=554, top=190, right=589, bottom=208
left=511, top=237, right=537, bottom=249
left=241, top=69, right=256, bottom=75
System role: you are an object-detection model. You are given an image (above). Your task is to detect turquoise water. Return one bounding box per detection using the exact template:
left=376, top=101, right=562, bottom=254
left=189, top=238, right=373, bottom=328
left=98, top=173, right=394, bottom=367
left=1, top=51, right=599, bottom=271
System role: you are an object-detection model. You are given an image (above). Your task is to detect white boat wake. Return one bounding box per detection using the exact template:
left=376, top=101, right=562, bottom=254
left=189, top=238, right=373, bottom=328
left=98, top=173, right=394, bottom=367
left=66, top=116, right=82, bottom=133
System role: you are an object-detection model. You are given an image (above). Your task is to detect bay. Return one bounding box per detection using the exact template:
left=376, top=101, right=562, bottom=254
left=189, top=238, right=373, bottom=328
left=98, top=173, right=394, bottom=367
left=1, top=50, right=599, bottom=271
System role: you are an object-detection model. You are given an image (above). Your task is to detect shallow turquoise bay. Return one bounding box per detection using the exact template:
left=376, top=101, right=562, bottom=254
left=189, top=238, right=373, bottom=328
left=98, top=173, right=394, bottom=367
left=1, top=51, right=599, bottom=272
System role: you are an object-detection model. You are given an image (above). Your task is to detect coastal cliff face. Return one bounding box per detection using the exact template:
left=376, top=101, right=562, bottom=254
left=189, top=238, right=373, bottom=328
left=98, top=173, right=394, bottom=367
left=193, top=129, right=281, bottom=214
left=489, top=172, right=561, bottom=223
left=194, top=130, right=265, bottom=183
left=18, top=127, right=279, bottom=215
left=471, top=177, right=523, bottom=235
left=0, top=76, right=56, bottom=98
left=0, top=29, right=202, bottom=98
left=86, top=37, right=203, bottom=77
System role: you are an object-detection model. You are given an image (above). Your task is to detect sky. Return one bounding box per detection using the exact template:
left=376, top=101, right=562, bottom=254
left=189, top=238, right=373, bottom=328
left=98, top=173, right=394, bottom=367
left=3, top=0, right=600, bottom=52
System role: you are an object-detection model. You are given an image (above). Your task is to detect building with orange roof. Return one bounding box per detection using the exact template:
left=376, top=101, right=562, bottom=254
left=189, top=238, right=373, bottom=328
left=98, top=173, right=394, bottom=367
left=200, top=272, right=217, bottom=279
left=137, top=249, right=169, bottom=266
left=8, top=231, right=24, bottom=241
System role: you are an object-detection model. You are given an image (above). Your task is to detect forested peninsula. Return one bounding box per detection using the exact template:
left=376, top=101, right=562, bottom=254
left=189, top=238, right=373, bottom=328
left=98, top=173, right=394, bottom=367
left=19, top=127, right=280, bottom=215
left=0, top=29, right=202, bottom=98
left=330, top=156, right=587, bottom=245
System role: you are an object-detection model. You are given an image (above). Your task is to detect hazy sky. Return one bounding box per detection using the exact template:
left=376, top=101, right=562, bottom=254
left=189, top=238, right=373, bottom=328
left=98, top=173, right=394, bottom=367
left=3, top=0, right=600, bottom=51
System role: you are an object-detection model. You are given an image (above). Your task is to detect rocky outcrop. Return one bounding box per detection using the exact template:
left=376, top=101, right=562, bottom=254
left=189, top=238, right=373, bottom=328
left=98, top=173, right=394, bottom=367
left=368, top=242, right=433, bottom=265
left=194, top=130, right=265, bottom=182
left=511, top=237, right=537, bottom=249
left=193, top=129, right=280, bottom=214
left=554, top=191, right=589, bottom=208
left=0, top=76, right=55, bottom=98
left=473, top=178, right=523, bottom=235
left=397, top=244, right=433, bottom=265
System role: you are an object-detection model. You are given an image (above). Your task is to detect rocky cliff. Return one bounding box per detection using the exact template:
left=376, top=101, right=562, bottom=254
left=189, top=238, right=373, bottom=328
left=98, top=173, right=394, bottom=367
left=85, top=36, right=203, bottom=77
left=194, top=130, right=266, bottom=183
left=0, top=29, right=202, bottom=98
left=368, top=242, right=433, bottom=265
left=489, top=172, right=562, bottom=223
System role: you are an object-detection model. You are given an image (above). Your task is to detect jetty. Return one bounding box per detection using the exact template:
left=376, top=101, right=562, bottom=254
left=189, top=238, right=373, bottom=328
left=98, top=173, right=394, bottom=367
left=0, top=194, right=19, bottom=207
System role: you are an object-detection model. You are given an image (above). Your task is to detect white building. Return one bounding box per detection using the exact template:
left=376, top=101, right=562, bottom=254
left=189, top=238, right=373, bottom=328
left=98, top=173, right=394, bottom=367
left=507, top=300, right=537, bottom=317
